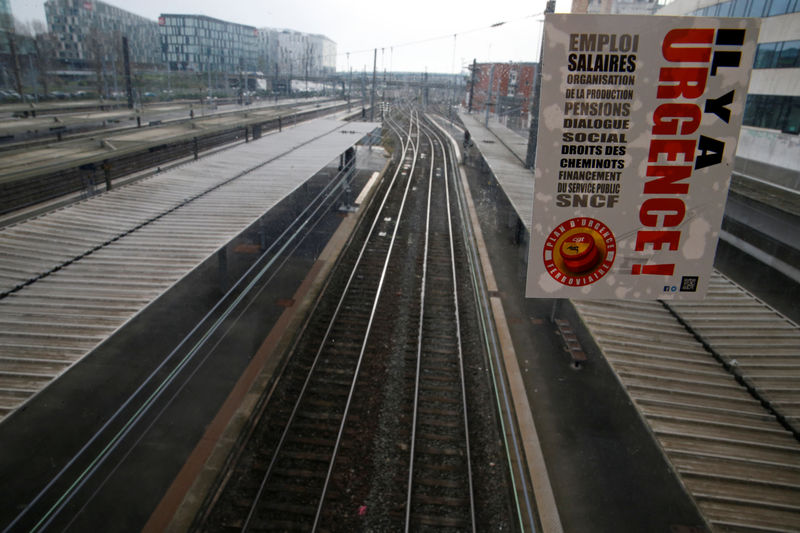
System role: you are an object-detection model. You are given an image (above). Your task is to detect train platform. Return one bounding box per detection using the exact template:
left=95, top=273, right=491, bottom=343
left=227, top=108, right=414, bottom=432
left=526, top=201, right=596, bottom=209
left=0, top=115, right=385, bottom=531
left=0, top=99, right=348, bottom=185
left=0, top=117, right=380, bottom=422
left=0, top=96, right=335, bottom=138
left=450, top=110, right=800, bottom=532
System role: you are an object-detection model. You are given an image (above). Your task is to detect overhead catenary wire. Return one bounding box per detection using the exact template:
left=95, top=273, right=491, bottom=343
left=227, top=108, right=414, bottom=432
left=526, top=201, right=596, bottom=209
left=329, top=11, right=547, bottom=72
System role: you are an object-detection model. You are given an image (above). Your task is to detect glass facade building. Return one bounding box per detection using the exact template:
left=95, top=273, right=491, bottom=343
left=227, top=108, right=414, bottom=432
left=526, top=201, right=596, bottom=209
left=659, top=0, right=800, bottom=178
left=159, top=14, right=258, bottom=73
left=44, top=0, right=160, bottom=68
left=39, top=3, right=336, bottom=83
left=0, top=0, right=13, bottom=32
left=257, top=28, right=336, bottom=80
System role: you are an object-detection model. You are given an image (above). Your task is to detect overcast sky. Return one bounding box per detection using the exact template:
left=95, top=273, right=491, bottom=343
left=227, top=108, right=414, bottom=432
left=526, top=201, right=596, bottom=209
left=10, top=0, right=572, bottom=73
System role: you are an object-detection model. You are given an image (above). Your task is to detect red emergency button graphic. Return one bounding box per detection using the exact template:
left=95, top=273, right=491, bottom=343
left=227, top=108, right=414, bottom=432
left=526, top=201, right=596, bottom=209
left=560, top=232, right=600, bottom=273
left=543, top=217, right=617, bottom=286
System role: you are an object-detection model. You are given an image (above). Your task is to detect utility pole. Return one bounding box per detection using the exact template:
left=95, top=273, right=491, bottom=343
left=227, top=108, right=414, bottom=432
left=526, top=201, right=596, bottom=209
left=369, top=48, right=377, bottom=121
left=122, top=36, right=133, bottom=109
left=526, top=0, right=555, bottom=169
left=423, top=69, right=428, bottom=108
left=207, top=48, right=212, bottom=101
left=468, top=58, right=477, bottom=113
left=485, top=64, right=494, bottom=127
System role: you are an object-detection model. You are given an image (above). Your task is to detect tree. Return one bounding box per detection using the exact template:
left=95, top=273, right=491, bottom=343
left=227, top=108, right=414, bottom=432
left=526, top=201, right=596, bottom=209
left=32, top=21, right=55, bottom=96
left=3, top=18, right=25, bottom=97
left=86, top=25, right=105, bottom=98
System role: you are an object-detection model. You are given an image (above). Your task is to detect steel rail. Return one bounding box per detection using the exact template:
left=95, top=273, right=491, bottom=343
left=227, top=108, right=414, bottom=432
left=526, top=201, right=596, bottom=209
left=189, top=122, right=397, bottom=532
left=435, top=126, right=477, bottom=532
left=428, top=113, right=538, bottom=532
left=311, top=110, right=420, bottom=530
left=0, top=102, right=364, bottom=218
left=3, top=145, right=358, bottom=533
left=404, top=125, right=436, bottom=532
left=406, top=118, right=476, bottom=531
left=403, top=119, right=478, bottom=531
left=240, top=111, right=418, bottom=531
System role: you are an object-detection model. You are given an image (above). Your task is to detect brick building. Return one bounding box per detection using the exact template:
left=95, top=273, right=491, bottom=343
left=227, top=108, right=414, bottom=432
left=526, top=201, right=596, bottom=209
left=466, top=62, right=537, bottom=130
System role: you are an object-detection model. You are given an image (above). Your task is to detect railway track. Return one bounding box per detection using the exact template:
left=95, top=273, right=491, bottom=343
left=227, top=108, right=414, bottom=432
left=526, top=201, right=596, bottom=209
left=404, top=125, right=475, bottom=531
left=198, top=108, right=517, bottom=531
left=198, top=111, right=420, bottom=531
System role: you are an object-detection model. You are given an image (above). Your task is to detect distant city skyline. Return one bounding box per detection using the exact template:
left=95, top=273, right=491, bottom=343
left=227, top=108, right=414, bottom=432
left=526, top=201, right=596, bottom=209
left=9, top=0, right=572, bottom=73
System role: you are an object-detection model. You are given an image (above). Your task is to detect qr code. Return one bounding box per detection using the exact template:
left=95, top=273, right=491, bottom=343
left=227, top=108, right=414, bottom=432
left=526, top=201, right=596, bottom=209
left=680, top=276, right=699, bottom=292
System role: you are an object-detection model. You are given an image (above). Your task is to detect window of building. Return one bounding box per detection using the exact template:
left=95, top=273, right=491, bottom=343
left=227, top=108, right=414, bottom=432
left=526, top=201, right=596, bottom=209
left=698, top=0, right=800, bottom=16
left=785, top=96, right=800, bottom=133
left=744, top=94, right=800, bottom=133
left=754, top=40, right=800, bottom=68
left=754, top=41, right=780, bottom=67
left=718, top=0, right=734, bottom=15
left=768, top=0, right=792, bottom=14
left=747, top=0, right=767, bottom=16
left=777, top=40, right=800, bottom=67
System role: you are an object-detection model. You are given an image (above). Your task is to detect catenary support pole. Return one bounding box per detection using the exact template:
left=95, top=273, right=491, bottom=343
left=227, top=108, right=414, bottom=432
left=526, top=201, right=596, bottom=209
left=123, top=36, right=133, bottom=110
left=525, top=0, right=555, bottom=169
left=370, top=48, right=377, bottom=121
left=468, top=58, right=477, bottom=113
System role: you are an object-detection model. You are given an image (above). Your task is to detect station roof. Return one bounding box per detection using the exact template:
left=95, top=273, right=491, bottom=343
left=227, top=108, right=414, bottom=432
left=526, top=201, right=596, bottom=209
left=0, top=117, right=379, bottom=421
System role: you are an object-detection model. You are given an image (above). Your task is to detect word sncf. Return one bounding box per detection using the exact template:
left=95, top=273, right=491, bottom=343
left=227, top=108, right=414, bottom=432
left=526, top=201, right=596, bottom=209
left=633, top=27, right=746, bottom=277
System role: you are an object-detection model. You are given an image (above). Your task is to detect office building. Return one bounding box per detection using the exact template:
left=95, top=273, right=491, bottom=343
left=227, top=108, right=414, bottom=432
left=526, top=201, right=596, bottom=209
left=159, top=14, right=258, bottom=73
left=45, top=0, right=160, bottom=68
left=257, top=28, right=336, bottom=81
left=0, top=0, right=13, bottom=32
left=658, top=0, right=800, bottom=186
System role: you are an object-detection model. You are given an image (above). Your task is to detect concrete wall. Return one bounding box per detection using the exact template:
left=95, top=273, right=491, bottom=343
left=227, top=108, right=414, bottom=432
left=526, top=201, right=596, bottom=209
left=736, top=127, right=800, bottom=188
